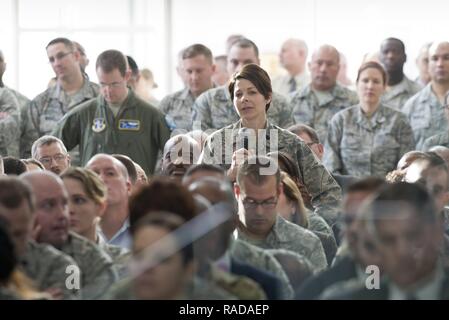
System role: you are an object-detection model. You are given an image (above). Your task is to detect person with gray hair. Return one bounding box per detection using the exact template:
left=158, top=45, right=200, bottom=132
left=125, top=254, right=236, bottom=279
left=272, top=38, right=310, bottom=96
left=31, top=135, right=70, bottom=175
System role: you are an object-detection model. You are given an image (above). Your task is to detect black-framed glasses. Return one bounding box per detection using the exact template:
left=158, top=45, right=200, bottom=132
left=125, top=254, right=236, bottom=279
left=38, top=153, right=67, bottom=166
left=48, top=51, right=73, bottom=64
left=242, top=196, right=278, bottom=210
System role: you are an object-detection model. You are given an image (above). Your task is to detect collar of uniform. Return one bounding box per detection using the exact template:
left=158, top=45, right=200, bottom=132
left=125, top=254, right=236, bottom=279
left=384, top=76, right=413, bottom=99
left=230, top=119, right=273, bottom=141
left=417, top=83, right=440, bottom=106
left=99, top=89, right=136, bottom=112
left=50, top=76, right=97, bottom=102
left=301, top=83, right=348, bottom=106
left=180, top=87, right=194, bottom=100
left=354, top=104, right=386, bottom=128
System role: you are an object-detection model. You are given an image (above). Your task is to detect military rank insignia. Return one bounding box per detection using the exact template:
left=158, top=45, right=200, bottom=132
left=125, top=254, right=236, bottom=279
left=92, top=118, right=106, bottom=132
left=118, top=119, right=140, bottom=131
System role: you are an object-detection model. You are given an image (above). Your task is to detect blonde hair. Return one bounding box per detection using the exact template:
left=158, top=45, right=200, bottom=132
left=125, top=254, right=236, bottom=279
left=280, top=172, right=309, bottom=228
left=60, top=167, right=107, bottom=205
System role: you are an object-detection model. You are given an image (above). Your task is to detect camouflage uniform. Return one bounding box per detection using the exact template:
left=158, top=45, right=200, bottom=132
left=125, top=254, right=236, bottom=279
left=3, top=87, right=31, bottom=158
left=206, top=263, right=266, bottom=300
left=0, top=87, right=20, bottom=157
left=421, top=131, right=449, bottom=151
left=230, top=238, right=294, bottom=299
left=381, top=76, right=421, bottom=111
left=21, top=78, right=99, bottom=159
left=192, top=86, right=293, bottom=131
left=237, top=216, right=328, bottom=272
left=97, top=234, right=131, bottom=280
left=20, top=240, right=80, bottom=299
left=291, top=83, right=359, bottom=143
left=159, top=87, right=195, bottom=132
left=200, top=120, right=342, bottom=224
left=403, top=83, right=448, bottom=150
left=324, top=104, right=414, bottom=178
left=59, top=232, right=118, bottom=299
left=104, top=276, right=238, bottom=300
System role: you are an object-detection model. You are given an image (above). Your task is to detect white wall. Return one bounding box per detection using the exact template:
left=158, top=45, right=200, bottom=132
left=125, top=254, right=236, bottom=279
left=0, top=0, right=447, bottom=99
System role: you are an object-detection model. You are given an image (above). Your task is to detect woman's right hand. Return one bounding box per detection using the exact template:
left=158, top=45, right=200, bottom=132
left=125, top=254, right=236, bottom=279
left=227, top=148, right=254, bottom=182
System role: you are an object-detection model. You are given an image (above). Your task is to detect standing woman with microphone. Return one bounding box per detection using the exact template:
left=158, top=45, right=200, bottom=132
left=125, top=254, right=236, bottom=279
left=199, top=63, right=341, bottom=224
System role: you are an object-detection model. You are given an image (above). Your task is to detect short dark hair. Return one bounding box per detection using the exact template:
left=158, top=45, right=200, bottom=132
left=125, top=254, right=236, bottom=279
left=182, top=44, right=213, bottom=65
left=184, top=164, right=226, bottom=179
left=126, top=55, right=139, bottom=77
left=288, top=124, right=320, bottom=144
left=369, top=182, right=438, bottom=230
left=3, top=157, right=27, bottom=176
left=230, top=38, right=259, bottom=58
left=131, top=211, right=193, bottom=265
left=112, top=154, right=138, bottom=185
left=356, top=61, right=388, bottom=85
left=0, top=176, right=35, bottom=212
left=236, top=156, right=280, bottom=191
left=129, top=178, right=197, bottom=233
left=96, top=49, right=128, bottom=77
left=229, top=63, right=272, bottom=111
left=46, top=37, right=74, bottom=51
left=382, top=37, right=406, bottom=54
left=346, top=177, right=386, bottom=194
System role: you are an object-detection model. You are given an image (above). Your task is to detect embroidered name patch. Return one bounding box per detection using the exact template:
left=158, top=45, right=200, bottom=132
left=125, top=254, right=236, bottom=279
left=118, top=119, right=140, bottom=131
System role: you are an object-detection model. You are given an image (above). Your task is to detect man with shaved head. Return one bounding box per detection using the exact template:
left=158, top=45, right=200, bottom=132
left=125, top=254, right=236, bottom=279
left=404, top=41, right=449, bottom=150
left=272, top=38, right=310, bottom=96
left=161, top=134, right=201, bottom=182
left=21, top=170, right=117, bottom=299
left=86, top=153, right=131, bottom=249
left=378, top=37, right=421, bottom=111
left=291, top=44, right=358, bottom=143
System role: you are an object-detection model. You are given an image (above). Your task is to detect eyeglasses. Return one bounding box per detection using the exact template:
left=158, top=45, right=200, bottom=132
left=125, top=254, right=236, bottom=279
left=48, top=51, right=73, bottom=64
left=242, top=197, right=278, bottom=210
left=99, top=81, right=126, bottom=89
left=38, top=154, right=67, bottom=166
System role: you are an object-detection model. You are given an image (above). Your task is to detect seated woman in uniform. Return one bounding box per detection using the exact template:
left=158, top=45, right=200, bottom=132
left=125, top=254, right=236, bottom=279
left=324, top=61, right=415, bottom=178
